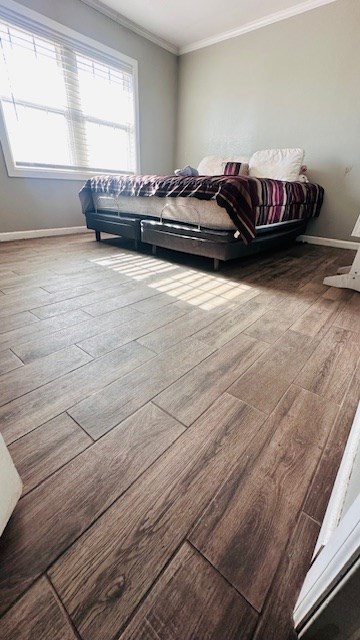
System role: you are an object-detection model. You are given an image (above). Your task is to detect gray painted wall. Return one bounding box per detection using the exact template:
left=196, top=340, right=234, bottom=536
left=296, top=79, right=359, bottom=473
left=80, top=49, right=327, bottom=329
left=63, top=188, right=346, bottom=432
left=176, top=0, right=360, bottom=241
left=0, top=0, right=178, bottom=233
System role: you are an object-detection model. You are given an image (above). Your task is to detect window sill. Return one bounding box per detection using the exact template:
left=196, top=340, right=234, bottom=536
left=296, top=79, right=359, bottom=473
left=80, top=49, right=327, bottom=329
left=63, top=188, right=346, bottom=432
left=5, top=166, right=136, bottom=181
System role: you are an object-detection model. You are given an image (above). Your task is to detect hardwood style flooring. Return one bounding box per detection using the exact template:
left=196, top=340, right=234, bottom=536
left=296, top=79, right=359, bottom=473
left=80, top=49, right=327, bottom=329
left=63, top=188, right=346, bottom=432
left=0, top=234, right=359, bottom=640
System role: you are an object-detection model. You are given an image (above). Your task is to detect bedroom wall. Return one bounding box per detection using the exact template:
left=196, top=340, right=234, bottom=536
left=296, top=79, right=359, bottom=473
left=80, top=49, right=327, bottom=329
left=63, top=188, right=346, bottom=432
left=0, top=0, right=178, bottom=233
left=176, top=0, right=360, bottom=242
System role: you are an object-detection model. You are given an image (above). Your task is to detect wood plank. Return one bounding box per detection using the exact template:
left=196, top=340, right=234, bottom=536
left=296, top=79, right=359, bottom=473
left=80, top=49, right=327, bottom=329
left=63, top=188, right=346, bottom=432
left=120, top=542, right=258, bottom=640
left=0, top=285, right=95, bottom=317
left=12, top=305, right=140, bottom=363
left=0, top=340, right=154, bottom=444
left=136, top=307, right=221, bottom=353
left=0, top=281, right=91, bottom=296
left=0, top=349, right=23, bottom=375
left=93, top=253, right=178, bottom=284
left=29, top=282, right=135, bottom=319
left=0, top=344, right=92, bottom=407
left=295, top=279, right=328, bottom=299
left=303, top=360, right=360, bottom=523
left=0, top=236, right=356, bottom=640
left=0, top=308, right=92, bottom=352
left=132, top=291, right=192, bottom=313
left=0, top=289, right=53, bottom=317
left=190, top=298, right=272, bottom=350
left=189, top=386, right=338, bottom=612
left=79, top=302, right=188, bottom=358
left=81, top=285, right=160, bottom=317
left=296, top=326, right=360, bottom=404
left=0, top=310, right=39, bottom=333
left=244, top=295, right=312, bottom=344
left=290, top=290, right=349, bottom=338
left=0, top=268, right=127, bottom=293
left=48, top=394, right=266, bottom=640
left=0, top=577, right=77, bottom=640
left=162, top=276, right=261, bottom=308
left=0, top=269, right=17, bottom=280
left=268, top=253, right=341, bottom=291
left=240, top=256, right=298, bottom=288
left=8, top=413, right=92, bottom=494
left=231, top=288, right=288, bottom=310
left=228, top=330, right=319, bottom=414
left=41, top=270, right=129, bottom=293
left=0, top=403, right=184, bottom=613
left=253, top=513, right=320, bottom=640
left=154, top=333, right=268, bottom=426
left=334, top=291, right=360, bottom=334
left=230, top=253, right=295, bottom=282
left=68, top=336, right=215, bottom=438
left=47, top=261, right=114, bottom=276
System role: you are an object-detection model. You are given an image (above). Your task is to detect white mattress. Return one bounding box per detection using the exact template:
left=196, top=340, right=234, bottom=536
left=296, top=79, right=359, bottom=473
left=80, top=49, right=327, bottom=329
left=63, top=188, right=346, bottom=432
left=93, top=194, right=237, bottom=231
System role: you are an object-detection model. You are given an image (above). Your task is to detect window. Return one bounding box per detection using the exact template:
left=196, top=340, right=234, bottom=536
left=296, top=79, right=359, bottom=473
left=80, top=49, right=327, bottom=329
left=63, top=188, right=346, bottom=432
left=0, top=1, right=139, bottom=179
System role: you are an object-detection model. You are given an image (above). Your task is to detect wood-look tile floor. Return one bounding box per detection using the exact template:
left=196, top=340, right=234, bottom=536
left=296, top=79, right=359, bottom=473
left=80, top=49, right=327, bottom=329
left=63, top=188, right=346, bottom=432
left=0, top=234, right=359, bottom=640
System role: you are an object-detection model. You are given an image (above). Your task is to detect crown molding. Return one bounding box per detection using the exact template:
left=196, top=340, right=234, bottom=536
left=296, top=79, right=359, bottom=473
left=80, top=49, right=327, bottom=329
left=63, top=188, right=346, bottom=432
left=78, top=0, right=337, bottom=56
left=179, top=0, right=338, bottom=54
left=78, top=0, right=178, bottom=54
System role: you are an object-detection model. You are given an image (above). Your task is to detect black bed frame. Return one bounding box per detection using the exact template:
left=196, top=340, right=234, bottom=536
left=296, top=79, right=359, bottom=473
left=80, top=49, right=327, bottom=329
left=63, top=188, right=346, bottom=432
left=85, top=210, right=307, bottom=270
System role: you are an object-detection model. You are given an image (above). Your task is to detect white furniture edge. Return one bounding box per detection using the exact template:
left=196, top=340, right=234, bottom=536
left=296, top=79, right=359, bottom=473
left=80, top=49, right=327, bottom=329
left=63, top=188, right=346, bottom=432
left=0, top=226, right=91, bottom=241
left=294, top=402, right=360, bottom=629
left=314, top=403, right=360, bottom=555
left=0, top=433, right=22, bottom=537
left=322, top=215, right=360, bottom=291
left=294, top=492, right=360, bottom=629
left=298, top=554, right=360, bottom=637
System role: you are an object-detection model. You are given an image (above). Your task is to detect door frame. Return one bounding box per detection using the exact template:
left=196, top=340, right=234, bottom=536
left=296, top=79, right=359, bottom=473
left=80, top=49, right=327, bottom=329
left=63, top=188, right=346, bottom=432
left=294, top=403, right=360, bottom=631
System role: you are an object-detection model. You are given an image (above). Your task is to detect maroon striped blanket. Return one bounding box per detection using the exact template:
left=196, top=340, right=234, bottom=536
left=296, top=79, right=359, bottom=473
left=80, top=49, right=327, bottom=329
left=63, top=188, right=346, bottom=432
left=79, top=174, right=323, bottom=244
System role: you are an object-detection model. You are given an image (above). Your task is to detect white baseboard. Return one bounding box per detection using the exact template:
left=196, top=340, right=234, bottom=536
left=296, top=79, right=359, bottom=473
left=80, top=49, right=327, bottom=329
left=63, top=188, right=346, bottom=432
left=0, top=226, right=91, bottom=242
left=297, top=235, right=360, bottom=251
left=1, top=228, right=358, bottom=250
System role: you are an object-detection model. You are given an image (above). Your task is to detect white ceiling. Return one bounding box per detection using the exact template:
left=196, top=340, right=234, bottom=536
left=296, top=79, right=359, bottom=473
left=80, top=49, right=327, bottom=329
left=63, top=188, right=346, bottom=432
left=82, top=0, right=336, bottom=53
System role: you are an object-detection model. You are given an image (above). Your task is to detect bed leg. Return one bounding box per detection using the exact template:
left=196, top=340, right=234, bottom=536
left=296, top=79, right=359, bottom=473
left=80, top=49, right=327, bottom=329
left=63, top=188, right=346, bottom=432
left=95, top=230, right=101, bottom=242
left=213, top=258, right=220, bottom=271
left=152, top=245, right=157, bottom=256
left=134, top=240, right=138, bottom=251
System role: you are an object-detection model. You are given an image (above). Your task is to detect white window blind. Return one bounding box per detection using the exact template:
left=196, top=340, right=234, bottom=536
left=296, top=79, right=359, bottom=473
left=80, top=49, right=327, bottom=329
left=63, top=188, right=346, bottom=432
left=0, top=6, right=139, bottom=178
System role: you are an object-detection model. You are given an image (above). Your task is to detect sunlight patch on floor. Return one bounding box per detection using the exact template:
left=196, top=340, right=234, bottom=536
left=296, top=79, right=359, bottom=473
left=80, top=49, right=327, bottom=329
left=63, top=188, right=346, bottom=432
left=92, top=252, right=253, bottom=310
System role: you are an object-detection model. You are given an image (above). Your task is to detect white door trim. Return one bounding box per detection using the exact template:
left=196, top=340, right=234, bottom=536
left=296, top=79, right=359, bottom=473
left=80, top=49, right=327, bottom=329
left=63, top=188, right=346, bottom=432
left=294, top=493, right=360, bottom=629
left=298, top=554, right=360, bottom=637
left=314, top=403, right=360, bottom=554
left=294, top=403, right=360, bottom=629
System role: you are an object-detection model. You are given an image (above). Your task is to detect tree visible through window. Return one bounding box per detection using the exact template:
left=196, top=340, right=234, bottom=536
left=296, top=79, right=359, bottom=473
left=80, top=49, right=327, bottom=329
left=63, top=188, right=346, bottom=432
left=0, top=16, right=138, bottom=177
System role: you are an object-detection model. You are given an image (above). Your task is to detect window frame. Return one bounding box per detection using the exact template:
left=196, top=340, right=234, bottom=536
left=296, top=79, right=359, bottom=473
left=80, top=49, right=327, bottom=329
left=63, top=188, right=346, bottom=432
left=0, top=0, right=140, bottom=180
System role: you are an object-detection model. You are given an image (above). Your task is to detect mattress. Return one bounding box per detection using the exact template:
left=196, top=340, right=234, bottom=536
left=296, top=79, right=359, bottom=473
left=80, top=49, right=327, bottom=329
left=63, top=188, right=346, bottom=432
left=93, top=194, right=237, bottom=231
left=93, top=194, right=313, bottom=232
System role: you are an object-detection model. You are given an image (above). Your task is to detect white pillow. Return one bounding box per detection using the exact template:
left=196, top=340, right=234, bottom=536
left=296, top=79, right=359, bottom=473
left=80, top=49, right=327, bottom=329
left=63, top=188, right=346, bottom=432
left=249, top=148, right=304, bottom=181
left=197, top=155, right=250, bottom=176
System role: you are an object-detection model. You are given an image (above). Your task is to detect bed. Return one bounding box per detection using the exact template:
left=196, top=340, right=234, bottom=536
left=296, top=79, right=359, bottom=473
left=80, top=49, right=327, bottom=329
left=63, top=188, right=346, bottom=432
left=79, top=153, right=324, bottom=270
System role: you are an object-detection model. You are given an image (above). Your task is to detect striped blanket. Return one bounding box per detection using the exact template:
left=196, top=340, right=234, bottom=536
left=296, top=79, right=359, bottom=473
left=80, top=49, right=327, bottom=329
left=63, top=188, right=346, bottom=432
left=79, top=174, right=323, bottom=244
